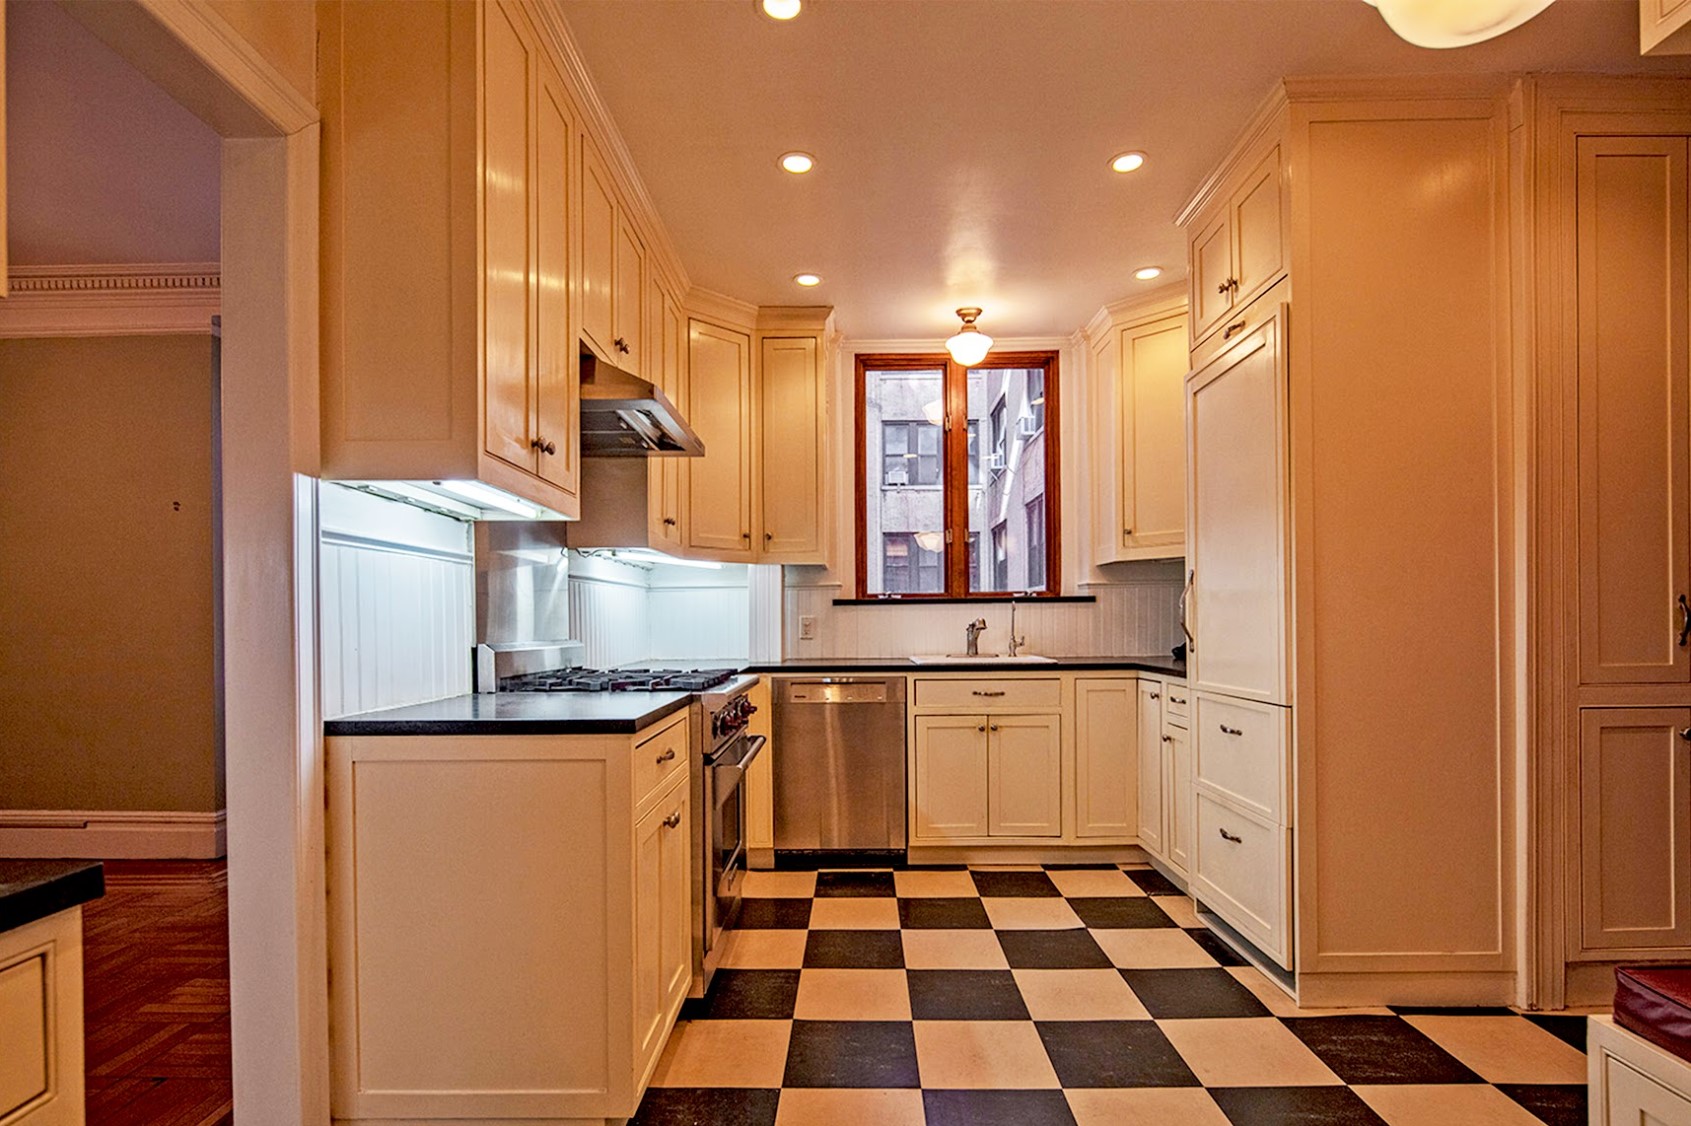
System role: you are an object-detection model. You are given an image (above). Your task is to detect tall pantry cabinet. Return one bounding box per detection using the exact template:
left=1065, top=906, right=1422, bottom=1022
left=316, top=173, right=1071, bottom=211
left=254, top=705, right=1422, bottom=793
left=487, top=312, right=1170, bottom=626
left=1520, top=79, right=1691, bottom=1007
left=1180, top=80, right=1519, bottom=1003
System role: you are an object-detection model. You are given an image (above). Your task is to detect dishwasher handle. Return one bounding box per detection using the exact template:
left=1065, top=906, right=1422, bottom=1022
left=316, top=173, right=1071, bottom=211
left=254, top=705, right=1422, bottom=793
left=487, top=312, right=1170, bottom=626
left=779, top=677, right=905, bottom=705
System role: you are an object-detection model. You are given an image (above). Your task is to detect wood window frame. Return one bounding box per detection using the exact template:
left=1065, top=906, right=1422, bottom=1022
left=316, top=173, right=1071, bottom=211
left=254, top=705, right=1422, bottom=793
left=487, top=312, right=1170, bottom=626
left=854, top=350, right=1062, bottom=599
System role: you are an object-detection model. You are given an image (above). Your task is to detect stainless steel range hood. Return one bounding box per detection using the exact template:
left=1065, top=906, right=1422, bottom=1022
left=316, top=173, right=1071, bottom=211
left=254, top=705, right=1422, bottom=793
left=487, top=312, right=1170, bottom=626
left=580, top=351, right=705, bottom=457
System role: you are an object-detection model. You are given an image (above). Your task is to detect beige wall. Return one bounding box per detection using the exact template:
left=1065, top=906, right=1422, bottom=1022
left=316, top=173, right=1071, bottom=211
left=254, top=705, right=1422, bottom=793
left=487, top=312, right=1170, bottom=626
left=0, top=335, right=222, bottom=812
left=206, top=0, right=316, bottom=104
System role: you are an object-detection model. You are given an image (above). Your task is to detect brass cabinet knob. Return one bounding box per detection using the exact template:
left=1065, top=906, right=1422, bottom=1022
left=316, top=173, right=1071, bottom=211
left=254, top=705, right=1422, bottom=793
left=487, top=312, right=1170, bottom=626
left=531, top=437, right=556, bottom=456
left=656, top=748, right=676, bottom=764
left=663, top=811, right=682, bottom=829
left=663, top=517, right=677, bottom=527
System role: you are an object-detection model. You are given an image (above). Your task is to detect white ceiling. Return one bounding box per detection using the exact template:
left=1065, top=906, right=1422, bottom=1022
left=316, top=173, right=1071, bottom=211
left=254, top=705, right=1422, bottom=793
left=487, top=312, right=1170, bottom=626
left=559, top=0, right=1691, bottom=340
left=5, top=0, right=221, bottom=266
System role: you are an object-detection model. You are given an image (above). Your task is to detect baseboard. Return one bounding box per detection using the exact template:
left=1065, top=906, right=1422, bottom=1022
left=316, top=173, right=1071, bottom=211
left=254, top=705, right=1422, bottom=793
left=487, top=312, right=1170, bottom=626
left=0, top=809, right=227, bottom=859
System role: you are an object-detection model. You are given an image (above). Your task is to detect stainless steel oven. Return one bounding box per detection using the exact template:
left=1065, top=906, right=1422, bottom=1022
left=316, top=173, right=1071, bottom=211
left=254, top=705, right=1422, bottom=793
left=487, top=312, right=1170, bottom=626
left=690, top=676, right=762, bottom=997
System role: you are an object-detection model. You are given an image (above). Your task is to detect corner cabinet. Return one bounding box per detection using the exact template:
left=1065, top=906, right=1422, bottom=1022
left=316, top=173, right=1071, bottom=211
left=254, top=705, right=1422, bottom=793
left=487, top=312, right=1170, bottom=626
left=320, top=0, right=582, bottom=518
left=327, top=711, right=694, bottom=1123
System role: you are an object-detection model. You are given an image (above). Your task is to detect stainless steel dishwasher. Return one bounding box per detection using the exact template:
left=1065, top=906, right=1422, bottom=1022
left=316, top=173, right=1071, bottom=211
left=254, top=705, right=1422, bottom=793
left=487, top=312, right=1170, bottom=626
left=773, top=677, right=907, bottom=853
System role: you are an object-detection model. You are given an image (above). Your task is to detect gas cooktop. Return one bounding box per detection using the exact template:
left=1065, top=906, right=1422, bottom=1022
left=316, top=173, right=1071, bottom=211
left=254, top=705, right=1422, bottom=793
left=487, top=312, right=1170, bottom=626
left=499, top=667, right=741, bottom=693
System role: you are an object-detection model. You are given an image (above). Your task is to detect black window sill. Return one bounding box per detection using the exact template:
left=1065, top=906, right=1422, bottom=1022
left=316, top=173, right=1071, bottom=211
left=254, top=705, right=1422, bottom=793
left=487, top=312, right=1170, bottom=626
left=832, top=595, right=1097, bottom=606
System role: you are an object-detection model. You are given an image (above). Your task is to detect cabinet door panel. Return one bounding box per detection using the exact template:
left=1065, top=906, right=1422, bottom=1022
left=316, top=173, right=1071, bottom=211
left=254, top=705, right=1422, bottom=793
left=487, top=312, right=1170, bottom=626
left=1187, top=313, right=1290, bottom=704
left=481, top=0, right=533, bottom=472
left=1166, top=723, right=1193, bottom=874
left=614, top=218, right=646, bottom=377
left=533, top=64, right=578, bottom=501
left=1576, top=137, right=1691, bottom=687
left=633, top=797, right=665, bottom=1067
left=1137, top=682, right=1165, bottom=855
left=579, top=137, right=616, bottom=362
left=759, top=336, right=823, bottom=559
left=988, top=715, right=1062, bottom=838
left=686, top=320, right=754, bottom=558
left=1579, top=708, right=1691, bottom=952
left=1190, top=211, right=1234, bottom=342
left=1121, top=316, right=1189, bottom=554
left=1075, top=679, right=1136, bottom=838
left=1231, top=146, right=1285, bottom=311
left=650, top=288, right=685, bottom=549
left=914, top=716, right=989, bottom=840
left=658, top=784, right=692, bottom=1022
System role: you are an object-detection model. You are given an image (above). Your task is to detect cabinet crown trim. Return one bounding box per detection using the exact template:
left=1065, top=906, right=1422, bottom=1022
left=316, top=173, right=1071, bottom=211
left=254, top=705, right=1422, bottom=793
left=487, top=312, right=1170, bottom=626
left=1175, top=83, right=1289, bottom=228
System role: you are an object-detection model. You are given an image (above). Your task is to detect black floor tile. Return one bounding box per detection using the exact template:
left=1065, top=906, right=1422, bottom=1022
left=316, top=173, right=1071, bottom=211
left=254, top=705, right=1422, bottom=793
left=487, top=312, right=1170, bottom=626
left=736, top=898, right=812, bottom=929
left=997, top=929, right=1113, bottom=969
left=972, top=870, right=1062, bottom=897
left=815, top=870, right=897, bottom=898
left=629, top=1087, right=780, bottom=1126
left=803, top=929, right=905, bottom=969
left=782, top=1020, right=921, bottom=1088
left=774, top=851, right=907, bottom=870
left=1124, top=868, right=1183, bottom=895
left=1210, top=1086, right=1388, bottom=1125
left=922, top=1089, right=1077, bottom=1126
left=1282, top=1015, right=1482, bottom=1085
left=1497, top=1083, right=1589, bottom=1126
left=1036, top=1020, right=1201, bottom=1088
left=1118, top=968, right=1271, bottom=1019
left=693, top=970, right=800, bottom=1020
left=1185, top=927, right=1249, bottom=967
left=907, top=970, right=1030, bottom=1020
left=1524, top=1013, right=1588, bottom=1053
left=898, top=897, right=993, bottom=929
left=1067, top=897, right=1175, bottom=929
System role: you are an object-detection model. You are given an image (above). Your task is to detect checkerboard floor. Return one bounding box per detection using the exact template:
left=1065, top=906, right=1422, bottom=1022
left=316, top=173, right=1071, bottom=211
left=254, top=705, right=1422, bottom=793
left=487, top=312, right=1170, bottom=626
left=631, top=864, right=1589, bottom=1126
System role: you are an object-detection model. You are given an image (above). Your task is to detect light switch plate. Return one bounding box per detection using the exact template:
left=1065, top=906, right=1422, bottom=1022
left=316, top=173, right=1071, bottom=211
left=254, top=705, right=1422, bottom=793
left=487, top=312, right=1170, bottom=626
left=799, top=614, right=817, bottom=640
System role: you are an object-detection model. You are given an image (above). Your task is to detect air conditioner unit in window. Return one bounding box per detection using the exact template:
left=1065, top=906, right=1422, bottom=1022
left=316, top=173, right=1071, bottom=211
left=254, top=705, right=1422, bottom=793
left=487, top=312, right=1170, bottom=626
left=887, top=466, right=910, bottom=486
left=1017, top=417, right=1040, bottom=436
left=986, top=453, right=1007, bottom=471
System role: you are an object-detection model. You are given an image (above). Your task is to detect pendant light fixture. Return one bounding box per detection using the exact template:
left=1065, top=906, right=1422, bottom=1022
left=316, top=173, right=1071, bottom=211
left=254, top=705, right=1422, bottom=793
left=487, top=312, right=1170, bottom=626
left=1361, top=0, right=1556, bottom=48
left=945, top=307, right=993, bottom=367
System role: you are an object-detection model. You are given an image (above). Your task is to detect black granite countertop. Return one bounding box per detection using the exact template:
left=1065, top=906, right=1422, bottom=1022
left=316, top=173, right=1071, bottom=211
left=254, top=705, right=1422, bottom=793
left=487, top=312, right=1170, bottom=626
left=743, top=656, right=1189, bottom=677
left=0, top=860, right=104, bottom=935
left=325, top=691, right=694, bottom=736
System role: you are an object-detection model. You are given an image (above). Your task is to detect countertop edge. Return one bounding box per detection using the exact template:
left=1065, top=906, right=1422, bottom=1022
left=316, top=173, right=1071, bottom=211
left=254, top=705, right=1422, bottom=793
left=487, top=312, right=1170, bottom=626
left=0, top=860, right=105, bottom=936
left=324, top=693, right=693, bottom=737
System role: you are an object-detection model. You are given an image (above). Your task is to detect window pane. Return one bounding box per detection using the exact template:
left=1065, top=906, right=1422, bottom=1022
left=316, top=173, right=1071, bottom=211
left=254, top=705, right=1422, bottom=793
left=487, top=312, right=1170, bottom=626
left=865, top=368, right=946, bottom=594
left=968, top=366, right=1051, bottom=592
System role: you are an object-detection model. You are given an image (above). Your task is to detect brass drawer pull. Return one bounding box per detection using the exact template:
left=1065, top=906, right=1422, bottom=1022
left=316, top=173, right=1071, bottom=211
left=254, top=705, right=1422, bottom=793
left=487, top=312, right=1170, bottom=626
left=663, top=811, right=682, bottom=829
left=1149, top=691, right=1161, bottom=701
left=655, top=748, right=676, bottom=765
left=1223, top=318, right=1248, bottom=340
left=1218, top=828, right=1243, bottom=844
left=1219, top=724, right=1244, bottom=736
left=972, top=690, right=1006, bottom=697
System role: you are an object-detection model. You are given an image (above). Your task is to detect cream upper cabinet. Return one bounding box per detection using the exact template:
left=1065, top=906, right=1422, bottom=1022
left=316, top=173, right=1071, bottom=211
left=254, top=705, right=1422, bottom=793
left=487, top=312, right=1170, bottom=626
left=648, top=282, right=686, bottom=551
left=758, top=335, right=825, bottom=560
left=1186, top=310, right=1290, bottom=705
left=913, top=715, right=991, bottom=839
left=1074, top=678, right=1138, bottom=838
left=1187, top=145, right=1286, bottom=349
left=1118, top=314, right=1189, bottom=557
left=580, top=135, right=646, bottom=376
left=987, top=715, right=1062, bottom=838
left=319, top=0, right=580, bottom=518
left=614, top=215, right=648, bottom=377
left=1578, top=708, right=1691, bottom=953
left=1575, top=137, right=1690, bottom=688
left=685, top=319, right=756, bottom=559
left=1136, top=680, right=1166, bottom=857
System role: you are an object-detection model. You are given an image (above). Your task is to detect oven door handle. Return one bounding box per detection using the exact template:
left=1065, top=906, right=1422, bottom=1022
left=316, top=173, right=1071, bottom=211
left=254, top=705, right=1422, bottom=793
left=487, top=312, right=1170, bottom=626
left=709, top=734, right=766, bottom=795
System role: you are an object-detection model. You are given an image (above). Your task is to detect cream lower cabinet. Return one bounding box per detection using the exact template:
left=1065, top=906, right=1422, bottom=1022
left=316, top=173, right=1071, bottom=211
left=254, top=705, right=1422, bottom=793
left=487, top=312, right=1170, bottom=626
left=328, top=712, right=693, bottom=1124
left=1165, top=717, right=1193, bottom=875
left=1135, top=680, right=1166, bottom=856
left=913, top=715, right=994, bottom=840
left=913, top=713, right=1060, bottom=841
left=1132, top=675, right=1194, bottom=880
left=0, top=909, right=84, bottom=1126
left=1074, top=678, right=1138, bottom=838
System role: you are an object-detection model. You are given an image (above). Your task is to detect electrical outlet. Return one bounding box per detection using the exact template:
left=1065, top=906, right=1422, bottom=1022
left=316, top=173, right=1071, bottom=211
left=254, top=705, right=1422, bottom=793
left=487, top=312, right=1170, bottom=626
left=799, top=614, right=817, bottom=641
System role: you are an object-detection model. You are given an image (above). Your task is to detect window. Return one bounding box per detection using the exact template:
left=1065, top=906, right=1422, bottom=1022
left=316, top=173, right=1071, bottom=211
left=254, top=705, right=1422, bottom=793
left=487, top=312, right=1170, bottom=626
left=856, top=352, right=1060, bottom=598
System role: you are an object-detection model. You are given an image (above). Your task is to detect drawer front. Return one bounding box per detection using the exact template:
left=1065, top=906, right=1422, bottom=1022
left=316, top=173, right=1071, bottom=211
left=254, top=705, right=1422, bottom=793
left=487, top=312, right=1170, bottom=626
left=633, top=712, right=691, bottom=808
left=1164, top=682, right=1191, bottom=724
left=1193, top=792, right=1290, bottom=968
left=914, top=677, right=1061, bottom=711
left=1193, top=693, right=1287, bottom=822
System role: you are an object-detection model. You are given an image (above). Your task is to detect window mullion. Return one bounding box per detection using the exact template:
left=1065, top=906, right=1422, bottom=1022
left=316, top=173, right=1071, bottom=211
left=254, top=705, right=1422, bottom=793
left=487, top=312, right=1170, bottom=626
left=944, top=358, right=969, bottom=597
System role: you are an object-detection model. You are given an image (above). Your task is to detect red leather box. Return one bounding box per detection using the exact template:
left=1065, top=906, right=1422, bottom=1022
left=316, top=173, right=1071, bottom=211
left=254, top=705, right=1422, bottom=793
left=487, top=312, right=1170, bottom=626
left=1616, top=966, right=1691, bottom=1063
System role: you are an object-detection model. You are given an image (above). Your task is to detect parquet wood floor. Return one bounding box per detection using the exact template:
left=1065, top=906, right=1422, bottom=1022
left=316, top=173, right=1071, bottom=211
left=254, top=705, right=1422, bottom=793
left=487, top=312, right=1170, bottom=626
left=82, top=860, right=232, bottom=1126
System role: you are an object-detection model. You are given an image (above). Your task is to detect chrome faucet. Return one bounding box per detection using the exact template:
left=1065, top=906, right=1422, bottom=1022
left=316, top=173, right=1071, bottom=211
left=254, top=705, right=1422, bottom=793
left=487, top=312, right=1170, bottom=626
left=964, top=618, right=988, bottom=656
left=1008, top=600, right=1026, bottom=658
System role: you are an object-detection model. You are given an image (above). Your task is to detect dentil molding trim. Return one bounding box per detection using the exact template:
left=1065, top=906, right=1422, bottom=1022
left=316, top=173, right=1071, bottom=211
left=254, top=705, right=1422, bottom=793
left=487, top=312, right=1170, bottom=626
left=0, top=262, right=221, bottom=338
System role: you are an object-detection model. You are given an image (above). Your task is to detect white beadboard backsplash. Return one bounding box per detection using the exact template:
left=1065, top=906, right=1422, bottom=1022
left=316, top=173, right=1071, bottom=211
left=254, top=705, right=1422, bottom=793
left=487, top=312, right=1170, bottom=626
left=568, top=552, right=755, bottom=668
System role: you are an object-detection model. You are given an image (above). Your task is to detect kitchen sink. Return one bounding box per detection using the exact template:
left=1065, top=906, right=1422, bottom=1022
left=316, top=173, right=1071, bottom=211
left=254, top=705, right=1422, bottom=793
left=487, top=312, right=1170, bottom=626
left=907, top=654, right=1057, bottom=665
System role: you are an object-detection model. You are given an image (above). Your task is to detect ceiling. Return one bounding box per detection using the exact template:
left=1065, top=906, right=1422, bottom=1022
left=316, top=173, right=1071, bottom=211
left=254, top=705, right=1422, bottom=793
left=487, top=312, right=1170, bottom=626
left=558, top=0, right=1691, bottom=341
left=5, top=0, right=221, bottom=266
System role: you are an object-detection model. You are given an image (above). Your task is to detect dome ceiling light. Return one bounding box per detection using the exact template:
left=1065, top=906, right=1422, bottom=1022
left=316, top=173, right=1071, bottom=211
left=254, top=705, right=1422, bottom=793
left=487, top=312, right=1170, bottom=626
left=761, top=0, right=801, bottom=20
left=1361, top=0, right=1557, bottom=48
left=945, top=307, right=993, bottom=368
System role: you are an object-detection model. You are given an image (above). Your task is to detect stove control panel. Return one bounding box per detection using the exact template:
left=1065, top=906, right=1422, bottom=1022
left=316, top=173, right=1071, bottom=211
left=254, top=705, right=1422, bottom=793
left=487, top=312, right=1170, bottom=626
left=711, top=696, right=757, bottom=739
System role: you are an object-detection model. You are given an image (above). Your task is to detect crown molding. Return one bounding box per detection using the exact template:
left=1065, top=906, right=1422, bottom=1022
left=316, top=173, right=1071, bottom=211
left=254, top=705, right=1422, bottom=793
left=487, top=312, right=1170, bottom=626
left=755, top=305, right=836, bottom=333
left=0, top=263, right=221, bottom=338
left=685, top=287, right=759, bottom=332
left=1083, top=282, right=1189, bottom=342
left=1175, top=80, right=1289, bottom=229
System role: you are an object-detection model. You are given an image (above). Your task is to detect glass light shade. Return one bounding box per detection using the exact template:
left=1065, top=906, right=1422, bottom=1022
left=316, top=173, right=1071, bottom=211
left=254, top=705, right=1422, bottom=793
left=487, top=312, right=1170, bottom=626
left=946, top=325, right=993, bottom=367
left=762, top=0, right=801, bottom=19
left=922, top=399, right=945, bottom=426
left=1362, top=0, right=1557, bottom=47
left=913, top=531, right=946, bottom=554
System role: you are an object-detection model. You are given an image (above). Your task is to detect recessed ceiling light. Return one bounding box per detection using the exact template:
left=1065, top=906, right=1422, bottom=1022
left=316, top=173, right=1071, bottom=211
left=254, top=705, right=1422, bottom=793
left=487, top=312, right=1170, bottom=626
left=793, top=273, right=822, bottom=287
left=762, top=0, right=801, bottom=19
left=1110, top=151, right=1147, bottom=174
left=779, top=151, right=815, bottom=175
left=1134, top=266, right=1163, bottom=281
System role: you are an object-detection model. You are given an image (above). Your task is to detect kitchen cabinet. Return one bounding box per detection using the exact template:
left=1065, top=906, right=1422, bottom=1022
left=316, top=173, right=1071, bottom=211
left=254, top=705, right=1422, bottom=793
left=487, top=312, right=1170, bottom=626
left=913, top=715, right=991, bottom=839
left=685, top=318, right=756, bottom=558
left=1083, top=296, right=1189, bottom=564
left=1131, top=675, right=1194, bottom=879
left=1135, top=680, right=1166, bottom=857
left=987, top=714, right=1063, bottom=838
left=327, top=710, right=695, bottom=1121
left=579, top=135, right=646, bottom=377
left=758, top=333, right=826, bottom=560
left=648, top=281, right=687, bottom=551
left=0, top=908, right=85, bottom=1126
left=1165, top=716, right=1193, bottom=875
left=1187, top=146, right=1285, bottom=348
left=1074, top=678, right=1137, bottom=839
left=1574, top=136, right=1690, bottom=688
left=319, top=0, right=582, bottom=518
left=1642, top=0, right=1691, bottom=54
left=1577, top=708, right=1691, bottom=953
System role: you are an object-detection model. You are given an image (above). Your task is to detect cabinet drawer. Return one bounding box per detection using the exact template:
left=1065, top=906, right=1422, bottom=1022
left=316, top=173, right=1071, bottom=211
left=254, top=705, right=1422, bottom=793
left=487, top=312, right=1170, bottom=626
left=1193, top=693, right=1287, bottom=822
left=914, top=677, right=1061, bottom=710
left=1163, top=683, right=1191, bottom=724
left=1192, top=792, right=1290, bottom=969
left=633, top=712, right=690, bottom=809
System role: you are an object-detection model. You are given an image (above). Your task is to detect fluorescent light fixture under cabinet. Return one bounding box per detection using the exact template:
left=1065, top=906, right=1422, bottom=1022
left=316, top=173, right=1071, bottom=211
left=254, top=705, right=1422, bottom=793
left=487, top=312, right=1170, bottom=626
left=609, top=549, right=723, bottom=570
left=435, top=479, right=545, bottom=519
